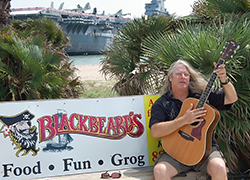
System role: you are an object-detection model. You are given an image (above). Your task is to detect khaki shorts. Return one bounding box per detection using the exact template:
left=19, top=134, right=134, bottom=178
left=155, top=146, right=225, bottom=175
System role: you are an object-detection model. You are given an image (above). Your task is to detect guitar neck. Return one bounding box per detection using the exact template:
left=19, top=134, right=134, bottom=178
left=196, top=58, right=225, bottom=108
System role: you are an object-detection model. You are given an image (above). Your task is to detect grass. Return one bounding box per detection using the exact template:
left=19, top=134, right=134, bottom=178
left=81, top=79, right=118, bottom=98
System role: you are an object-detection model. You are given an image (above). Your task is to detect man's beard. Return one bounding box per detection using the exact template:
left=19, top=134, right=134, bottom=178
left=10, top=126, right=40, bottom=156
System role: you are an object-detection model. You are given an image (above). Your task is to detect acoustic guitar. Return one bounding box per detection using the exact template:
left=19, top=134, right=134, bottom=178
left=161, top=40, right=238, bottom=166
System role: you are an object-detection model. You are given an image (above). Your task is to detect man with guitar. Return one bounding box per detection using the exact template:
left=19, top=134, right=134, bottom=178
left=149, top=59, right=238, bottom=180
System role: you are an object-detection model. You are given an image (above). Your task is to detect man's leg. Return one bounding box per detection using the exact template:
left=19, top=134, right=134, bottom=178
left=207, top=157, right=228, bottom=180
left=154, top=161, right=178, bottom=180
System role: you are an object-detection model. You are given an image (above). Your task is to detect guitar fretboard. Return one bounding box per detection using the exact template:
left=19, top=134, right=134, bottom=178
left=196, top=58, right=225, bottom=109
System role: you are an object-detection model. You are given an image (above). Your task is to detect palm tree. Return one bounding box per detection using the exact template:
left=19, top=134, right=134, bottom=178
left=100, top=15, right=174, bottom=95
left=0, top=18, right=83, bottom=101
left=192, top=0, right=250, bottom=19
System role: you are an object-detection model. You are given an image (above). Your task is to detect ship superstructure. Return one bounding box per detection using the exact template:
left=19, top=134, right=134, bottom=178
left=145, top=0, right=169, bottom=16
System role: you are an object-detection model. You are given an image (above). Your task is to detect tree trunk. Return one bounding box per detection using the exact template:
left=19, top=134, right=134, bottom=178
left=0, top=0, right=11, bottom=27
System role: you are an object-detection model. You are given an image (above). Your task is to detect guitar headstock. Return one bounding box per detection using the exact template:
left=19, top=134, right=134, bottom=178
left=220, top=40, right=238, bottom=60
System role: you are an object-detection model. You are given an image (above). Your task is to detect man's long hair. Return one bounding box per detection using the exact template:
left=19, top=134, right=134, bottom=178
left=161, top=60, right=207, bottom=96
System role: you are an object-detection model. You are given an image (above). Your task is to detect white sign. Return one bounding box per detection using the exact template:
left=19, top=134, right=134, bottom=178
left=0, top=96, right=153, bottom=180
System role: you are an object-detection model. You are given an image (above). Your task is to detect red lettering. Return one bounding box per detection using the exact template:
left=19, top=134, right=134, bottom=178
left=59, top=114, right=70, bottom=132
left=79, top=116, right=89, bottom=131
left=123, top=115, right=134, bottom=132
left=152, top=150, right=164, bottom=162
left=37, top=116, right=56, bottom=142
left=105, top=117, right=116, bottom=135
left=114, top=116, right=126, bottom=136
left=149, top=99, right=154, bottom=107
left=89, top=116, right=98, bottom=133
left=147, top=109, right=151, bottom=117
left=98, top=117, right=106, bottom=133
left=69, top=114, right=80, bottom=131
left=129, top=113, right=144, bottom=137
left=37, top=111, right=145, bottom=140
left=53, top=114, right=59, bottom=133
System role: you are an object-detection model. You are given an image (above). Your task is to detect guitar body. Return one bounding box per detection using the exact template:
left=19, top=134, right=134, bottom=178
left=161, top=98, right=220, bottom=166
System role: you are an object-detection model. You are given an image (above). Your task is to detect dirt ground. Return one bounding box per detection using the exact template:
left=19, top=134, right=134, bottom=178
left=73, top=64, right=116, bottom=98
left=73, top=64, right=106, bottom=81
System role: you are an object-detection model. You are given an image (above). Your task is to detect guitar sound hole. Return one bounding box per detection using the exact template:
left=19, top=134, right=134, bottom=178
left=191, top=117, right=202, bottom=126
left=191, top=121, right=199, bottom=126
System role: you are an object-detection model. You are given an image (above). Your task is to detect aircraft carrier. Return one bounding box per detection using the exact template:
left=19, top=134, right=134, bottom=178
left=9, top=0, right=168, bottom=55
left=9, top=2, right=131, bottom=55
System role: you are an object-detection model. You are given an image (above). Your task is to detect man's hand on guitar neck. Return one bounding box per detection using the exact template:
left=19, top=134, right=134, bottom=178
left=213, top=62, right=238, bottom=104
left=213, top=62, right=227, bottom=82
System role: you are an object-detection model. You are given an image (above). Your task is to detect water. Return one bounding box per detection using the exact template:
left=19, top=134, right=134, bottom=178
left=69, top=55, right=105, bottom=65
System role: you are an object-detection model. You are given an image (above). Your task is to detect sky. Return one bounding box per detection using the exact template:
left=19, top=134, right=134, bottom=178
left=10, top=0, right=196, bottom=18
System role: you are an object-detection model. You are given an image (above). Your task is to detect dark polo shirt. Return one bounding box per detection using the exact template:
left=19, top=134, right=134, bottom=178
left=149, top=91, right=232, bottom=146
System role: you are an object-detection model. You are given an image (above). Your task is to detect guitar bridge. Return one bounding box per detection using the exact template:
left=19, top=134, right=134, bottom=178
left=178, top=130, right=194, bottom=141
